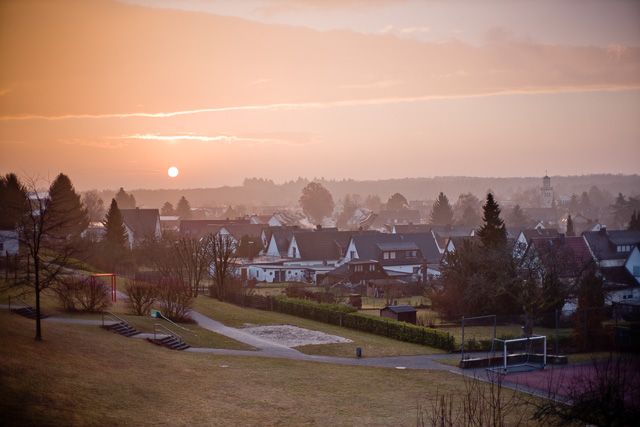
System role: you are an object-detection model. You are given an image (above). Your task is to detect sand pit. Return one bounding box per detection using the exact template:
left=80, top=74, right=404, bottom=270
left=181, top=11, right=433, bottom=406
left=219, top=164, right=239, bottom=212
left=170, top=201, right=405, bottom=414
left=241, top=324, right=353, bottom=348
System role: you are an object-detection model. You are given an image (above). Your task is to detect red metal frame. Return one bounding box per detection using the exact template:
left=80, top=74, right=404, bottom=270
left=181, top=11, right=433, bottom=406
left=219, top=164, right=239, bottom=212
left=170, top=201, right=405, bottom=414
left=90, top=274, right=117, bottom=302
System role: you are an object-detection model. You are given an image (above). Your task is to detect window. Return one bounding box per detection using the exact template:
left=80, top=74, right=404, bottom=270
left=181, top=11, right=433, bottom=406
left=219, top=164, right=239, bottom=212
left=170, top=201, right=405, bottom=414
left=634, top=266, right=640, bottom=277
left=292, top=247, right=297, bottom=258
left=390, top=252, right=396, bottom=259
left=354, top=264, right=363, bottom=272
left=383, top=252, right=389, bottom=260
left=369, top=264, right=375, bottom=271
left=350, top=250, right=356, bottom=259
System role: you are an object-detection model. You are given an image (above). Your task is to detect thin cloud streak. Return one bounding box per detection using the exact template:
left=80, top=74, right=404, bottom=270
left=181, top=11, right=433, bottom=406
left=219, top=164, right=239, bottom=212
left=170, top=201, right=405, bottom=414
left=2, top=85, right=639, bottom=122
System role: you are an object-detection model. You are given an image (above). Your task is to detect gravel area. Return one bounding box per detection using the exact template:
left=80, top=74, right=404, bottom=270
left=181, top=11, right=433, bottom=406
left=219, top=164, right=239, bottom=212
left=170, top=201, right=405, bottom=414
left=240, top=324, right=353, bottom=348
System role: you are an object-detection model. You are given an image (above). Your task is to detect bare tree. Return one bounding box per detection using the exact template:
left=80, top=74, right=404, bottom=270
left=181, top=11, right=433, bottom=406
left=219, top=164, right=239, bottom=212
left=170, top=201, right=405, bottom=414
left=210, top=234, right=237, bottom=302
left=142, top=232, right=215, bottom=297
left=7, top=176, right=88, bottom=340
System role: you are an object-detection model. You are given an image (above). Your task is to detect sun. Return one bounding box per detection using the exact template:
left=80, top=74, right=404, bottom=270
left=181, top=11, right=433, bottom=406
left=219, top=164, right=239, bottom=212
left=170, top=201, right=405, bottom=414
left=168, top=166, right=179, bottom=178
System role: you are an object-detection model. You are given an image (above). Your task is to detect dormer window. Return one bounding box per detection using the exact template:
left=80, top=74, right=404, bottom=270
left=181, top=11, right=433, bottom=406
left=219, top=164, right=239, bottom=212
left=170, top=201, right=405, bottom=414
left=617, top=245, right=631, bottom=253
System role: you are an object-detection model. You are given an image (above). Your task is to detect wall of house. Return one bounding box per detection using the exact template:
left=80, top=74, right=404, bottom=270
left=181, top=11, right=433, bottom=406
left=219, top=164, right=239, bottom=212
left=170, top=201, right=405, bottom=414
left=0, top=230, right=19, bottom=255
left=624, top=248, right=640, bottom=285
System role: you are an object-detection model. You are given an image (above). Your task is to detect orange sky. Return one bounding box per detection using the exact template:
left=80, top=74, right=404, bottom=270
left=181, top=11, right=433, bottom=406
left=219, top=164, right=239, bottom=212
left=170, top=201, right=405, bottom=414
left=1, top=0, right=639, bottom=191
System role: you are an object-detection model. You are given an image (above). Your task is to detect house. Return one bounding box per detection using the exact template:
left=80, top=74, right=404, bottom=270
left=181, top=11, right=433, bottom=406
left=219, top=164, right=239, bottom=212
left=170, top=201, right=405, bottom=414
left=380, top=305, right=417, bottom=324
left=431, top=225, right=478, bottom=254
left=179, top=218, right=250, bottom=239
left=375, top=210, right=422, bottom=230
left=512, top=228, right=560, bottom=259
left=159, top=215, right=180, bottom=232
left=286, top=230, right=353, bottom=265
left=81, top=222, right=105, bottom=242
left=0, top=227, right=19, bottom=256
left=264, top=228, right=301, bottom=259
left=583, top=228, right=640, bottom=302
left=342, top=232, right=441, bottom=281
left=317, top=259, right=389, bottom=290
left=392, top=223, right=431, bottom=234
left=521, top=236, right=594, bottom=282
left=120, top=208, right=162, bottom=249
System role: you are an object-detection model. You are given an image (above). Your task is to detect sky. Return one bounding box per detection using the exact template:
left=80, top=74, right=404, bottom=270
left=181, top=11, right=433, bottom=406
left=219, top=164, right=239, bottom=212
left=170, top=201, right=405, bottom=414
left=1, top=0, right=639, bottom=191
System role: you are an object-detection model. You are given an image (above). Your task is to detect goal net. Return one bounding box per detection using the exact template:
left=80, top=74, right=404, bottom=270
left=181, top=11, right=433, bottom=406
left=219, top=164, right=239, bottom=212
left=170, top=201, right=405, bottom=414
left=486, top=334, right=547, bottom=374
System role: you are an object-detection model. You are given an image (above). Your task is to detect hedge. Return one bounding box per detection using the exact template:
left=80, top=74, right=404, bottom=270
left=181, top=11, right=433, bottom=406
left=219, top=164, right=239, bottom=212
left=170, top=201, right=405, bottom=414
left=272, top=296, right=455, bottom=352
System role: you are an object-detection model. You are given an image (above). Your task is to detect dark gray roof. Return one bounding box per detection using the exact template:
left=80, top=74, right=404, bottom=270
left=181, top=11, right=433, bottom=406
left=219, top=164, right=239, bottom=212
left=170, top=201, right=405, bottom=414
left=293, top=231, right=352, bottom=261
left=382, top=305, right=417, bottom=313
left=377, top=242, right=420, bottom=251
left=583, top=229, right=640, bottom=261
left=351, top=232, right=441, bottom=264
left=120, top=209, right=160, bottom=238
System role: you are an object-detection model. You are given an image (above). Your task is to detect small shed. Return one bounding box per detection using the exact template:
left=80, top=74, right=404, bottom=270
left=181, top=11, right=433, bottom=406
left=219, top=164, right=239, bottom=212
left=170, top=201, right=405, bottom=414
left=380, top=305, right=417, bottom=324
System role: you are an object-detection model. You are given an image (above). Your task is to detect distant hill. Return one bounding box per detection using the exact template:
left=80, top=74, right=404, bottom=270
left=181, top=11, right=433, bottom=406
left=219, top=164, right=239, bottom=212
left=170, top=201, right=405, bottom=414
left=98, top=174, right=640, bottom=210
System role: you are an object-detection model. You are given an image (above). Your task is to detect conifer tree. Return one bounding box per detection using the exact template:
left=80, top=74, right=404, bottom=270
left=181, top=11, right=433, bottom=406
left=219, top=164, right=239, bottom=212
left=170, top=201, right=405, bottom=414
left=430, top=192, right=454, bottom=226
left=176, top=196, right=192, bottom=220
left=102, top=199, right=129, bottom=270
left=566, top=214, right=576, bottom=236
left=477, top=193, right=507, bottom=249
left=0, top=173, right=28, bottom=228
left=385, top=192, right=409, bottom=211
left=161, top=201, right=175, bottom=216
left=506, top=204, right=529, bottom=227
left=48, top=173, right=89, bottom=238
left=114, top=187, right=136, bottom=209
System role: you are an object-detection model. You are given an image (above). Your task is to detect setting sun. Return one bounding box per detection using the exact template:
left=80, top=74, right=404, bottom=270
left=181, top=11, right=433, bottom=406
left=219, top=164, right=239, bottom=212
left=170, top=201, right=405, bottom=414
left=168, top=166, right=179, bottom=178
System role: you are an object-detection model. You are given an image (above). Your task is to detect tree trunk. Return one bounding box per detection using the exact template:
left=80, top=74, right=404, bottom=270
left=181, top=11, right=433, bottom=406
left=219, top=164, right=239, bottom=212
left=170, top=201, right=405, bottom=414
left=34, top=255, right=42, bottom=341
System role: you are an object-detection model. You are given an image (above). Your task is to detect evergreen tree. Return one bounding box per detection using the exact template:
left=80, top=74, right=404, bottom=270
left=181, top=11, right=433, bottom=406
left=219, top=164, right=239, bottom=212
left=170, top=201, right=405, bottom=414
left=175, top=196, right=192, bottom=219
left=430, top=192, right=454, bottom=226
left=48, top=173, right=89, bottom=238
left=114, top=187, right=136, bottom=209
left=161, top=201, right=175, bottom=216
left=477, top=193, right=507, bottom=249
left=299, top=182, right=335, bottom=224
left=506, top=203, right=529, bottom=227
left=385, top=192, right=409, bottom=210
left=102, top=199, right=129, bottom=270
left=0, top=173, right=28, bottom=228
left=566, top=214, right=576, bottom=236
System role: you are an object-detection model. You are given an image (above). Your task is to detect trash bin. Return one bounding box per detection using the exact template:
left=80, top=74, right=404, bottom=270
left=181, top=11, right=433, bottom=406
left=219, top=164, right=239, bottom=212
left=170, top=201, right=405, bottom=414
left=356, top=347, right=362, bottom=357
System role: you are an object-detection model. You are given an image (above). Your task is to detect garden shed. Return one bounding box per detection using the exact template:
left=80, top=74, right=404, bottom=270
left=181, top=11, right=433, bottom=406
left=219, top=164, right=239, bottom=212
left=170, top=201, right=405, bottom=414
left=380, top=305, right=417, bottom=324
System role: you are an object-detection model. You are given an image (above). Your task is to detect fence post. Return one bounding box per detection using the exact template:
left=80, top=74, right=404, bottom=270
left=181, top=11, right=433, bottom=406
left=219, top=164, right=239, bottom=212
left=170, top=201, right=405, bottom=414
left=584, top=308, right=588, bottom=350
left=555, top=309, right=559, bottom=356
left=461, top=316, right=465, bottom=360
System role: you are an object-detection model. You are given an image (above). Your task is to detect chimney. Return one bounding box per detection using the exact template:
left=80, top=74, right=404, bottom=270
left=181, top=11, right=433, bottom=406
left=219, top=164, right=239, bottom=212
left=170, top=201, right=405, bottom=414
left=599, top=226, right=607, bottom=236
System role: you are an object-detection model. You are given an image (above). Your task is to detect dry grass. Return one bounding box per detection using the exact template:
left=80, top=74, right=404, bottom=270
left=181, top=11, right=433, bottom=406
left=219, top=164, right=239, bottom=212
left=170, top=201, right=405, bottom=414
left=194, top=297, right=446, bottom=358
left=0, top=309, right=545, bottom=426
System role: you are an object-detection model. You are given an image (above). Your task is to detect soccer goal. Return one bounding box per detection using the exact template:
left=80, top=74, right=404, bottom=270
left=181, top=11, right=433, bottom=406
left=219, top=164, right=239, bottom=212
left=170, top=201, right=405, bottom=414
left=486, top=334, right=547, bottom=374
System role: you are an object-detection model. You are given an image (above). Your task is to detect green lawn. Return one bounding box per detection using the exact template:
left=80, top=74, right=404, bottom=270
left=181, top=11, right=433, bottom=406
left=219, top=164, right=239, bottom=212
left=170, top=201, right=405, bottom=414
left=0, top=309, right=546, bottom=426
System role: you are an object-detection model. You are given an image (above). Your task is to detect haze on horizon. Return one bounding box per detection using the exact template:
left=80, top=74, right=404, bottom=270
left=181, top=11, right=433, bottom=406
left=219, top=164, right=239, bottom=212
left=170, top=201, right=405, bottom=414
left=1, top=0, right=639, bottom=192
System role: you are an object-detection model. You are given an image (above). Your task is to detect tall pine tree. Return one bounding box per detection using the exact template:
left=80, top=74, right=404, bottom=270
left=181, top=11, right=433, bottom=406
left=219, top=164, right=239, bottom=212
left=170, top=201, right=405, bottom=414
left=114, top=187, right=136, bottom=209
left=477, top=193, right=507, bottom=249
left=48, top=173, right=89, bottom=238
left=102, top=199, right=129, bottom=270
left=430, top=192, right=454, bottom=226
left=175, top=196, right=192, bottom=220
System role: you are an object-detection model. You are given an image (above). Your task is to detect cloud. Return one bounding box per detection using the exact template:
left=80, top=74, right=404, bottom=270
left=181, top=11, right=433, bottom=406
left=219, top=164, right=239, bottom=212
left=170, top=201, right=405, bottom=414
left=400, top=26, right=430, bottom=34
left=483, top=26, right=535, bottom=45
left=379, top=25, right=395, bottom=34
left=121, top=132, right=321, bottom=146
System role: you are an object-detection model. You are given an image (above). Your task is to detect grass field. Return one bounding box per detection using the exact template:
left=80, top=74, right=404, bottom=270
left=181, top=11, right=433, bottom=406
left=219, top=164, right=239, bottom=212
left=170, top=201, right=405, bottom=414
left=0, top=309, right=547, bottom=426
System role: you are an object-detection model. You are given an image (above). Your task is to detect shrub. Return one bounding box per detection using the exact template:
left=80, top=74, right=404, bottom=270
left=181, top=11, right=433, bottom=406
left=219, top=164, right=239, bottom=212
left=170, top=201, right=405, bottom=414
left=124, top=279, right=158, bottom=316
left=155, top=279, right=194, bottom=323
left=54, top=276, right=112, bottom=312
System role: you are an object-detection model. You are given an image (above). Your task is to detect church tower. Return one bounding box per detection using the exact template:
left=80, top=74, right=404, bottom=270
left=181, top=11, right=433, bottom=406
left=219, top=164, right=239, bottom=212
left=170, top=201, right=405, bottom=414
left=541, top=175, right=553, bottom=208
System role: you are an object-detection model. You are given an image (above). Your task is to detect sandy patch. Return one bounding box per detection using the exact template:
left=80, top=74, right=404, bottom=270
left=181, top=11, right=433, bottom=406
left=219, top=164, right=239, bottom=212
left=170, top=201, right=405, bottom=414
left=240, top=324, right=353, bottom=348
